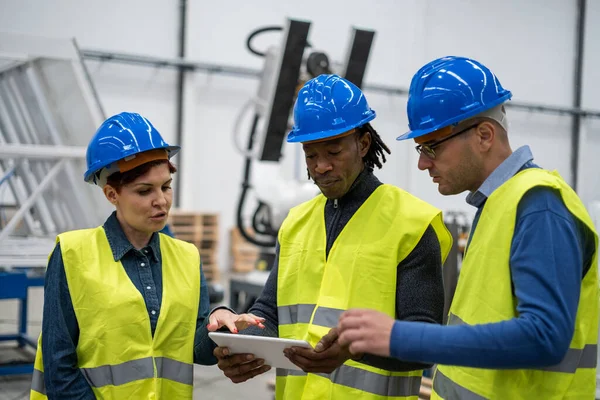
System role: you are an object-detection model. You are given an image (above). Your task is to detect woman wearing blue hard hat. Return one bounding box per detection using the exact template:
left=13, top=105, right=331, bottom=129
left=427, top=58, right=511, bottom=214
left=213, top=74, right=453, bottom=400
left=338, top=56, right=599, bottom=399
left=30, top=112, right=264, bottom=400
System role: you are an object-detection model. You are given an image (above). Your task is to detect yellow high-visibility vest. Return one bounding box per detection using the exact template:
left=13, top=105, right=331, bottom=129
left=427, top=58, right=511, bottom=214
left=30, top=227, right=200, bottom=399
left=276, top=184, right=453, bottom=400
left=432, top=169, right=599, bottom=400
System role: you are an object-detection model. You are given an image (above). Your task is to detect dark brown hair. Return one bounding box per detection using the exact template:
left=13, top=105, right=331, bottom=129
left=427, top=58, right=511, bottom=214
left=106, top=159, right=177, bottom=193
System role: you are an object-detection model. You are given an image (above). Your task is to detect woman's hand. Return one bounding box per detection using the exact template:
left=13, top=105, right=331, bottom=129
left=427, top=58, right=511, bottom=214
left=207, top=309, right=265, bottom=333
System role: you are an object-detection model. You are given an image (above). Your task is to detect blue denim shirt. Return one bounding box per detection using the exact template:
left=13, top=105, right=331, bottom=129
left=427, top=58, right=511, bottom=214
left=41, top=212, right=218, bottom=399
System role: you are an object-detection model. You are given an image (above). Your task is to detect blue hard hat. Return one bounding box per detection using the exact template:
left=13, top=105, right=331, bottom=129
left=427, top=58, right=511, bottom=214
left=84, top=112, right=180, bottom=183
left=287, top=74, right=376, bottom=143
left=397, top=56, right=512, bottom=141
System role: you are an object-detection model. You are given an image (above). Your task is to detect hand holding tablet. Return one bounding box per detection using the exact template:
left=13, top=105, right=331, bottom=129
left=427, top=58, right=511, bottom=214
left=209, top=332, right=312, bottom=371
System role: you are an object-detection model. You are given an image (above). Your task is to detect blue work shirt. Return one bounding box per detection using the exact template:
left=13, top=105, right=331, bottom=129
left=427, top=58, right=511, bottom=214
left=390, top=146, right=597, bottom=368
left=41, top=212, right=218, bottom=399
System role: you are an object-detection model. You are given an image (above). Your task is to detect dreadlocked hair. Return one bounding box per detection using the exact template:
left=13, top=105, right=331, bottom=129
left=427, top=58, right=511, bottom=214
left=305, top=123, right=392, bottom=179
left=358, top=123, right=391, bottom=170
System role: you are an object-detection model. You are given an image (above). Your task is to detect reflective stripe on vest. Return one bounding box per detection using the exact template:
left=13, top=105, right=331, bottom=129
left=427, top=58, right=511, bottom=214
left=278, top=304, right=344, bottom=327
left=82, top=357, right=154, bottom=388
left=277, top=366, right=422, bottom=397
left=433, top=369, right=487, bottom=400
left=541, top=346, right=597, bottom=373
left=155, top=357, right=194, bottom=385
left=278, top=304, right=316, bottom=325
left=81, top=357, right=193, bottom=388
left=31, top=356, right=193, bottom=395
left=31, top=368, right=46, bottom=395
left=448, top=313, right=598, bottom=373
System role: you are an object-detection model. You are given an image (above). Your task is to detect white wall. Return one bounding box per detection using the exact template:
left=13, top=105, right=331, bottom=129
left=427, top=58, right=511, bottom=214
left=2, top=0, right=599, bottom=272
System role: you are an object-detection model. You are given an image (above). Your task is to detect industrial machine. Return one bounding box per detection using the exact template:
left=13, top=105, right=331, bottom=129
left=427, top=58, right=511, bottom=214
left=234, top=18, right=376, bottom=271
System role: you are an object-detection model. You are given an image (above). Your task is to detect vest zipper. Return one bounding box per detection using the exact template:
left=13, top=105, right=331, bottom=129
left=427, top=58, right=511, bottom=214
left=326, top=199, right=341, bottom=261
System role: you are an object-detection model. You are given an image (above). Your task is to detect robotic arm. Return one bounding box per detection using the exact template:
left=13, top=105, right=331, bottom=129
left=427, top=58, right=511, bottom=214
left=234, top=19, right=376, bottom=264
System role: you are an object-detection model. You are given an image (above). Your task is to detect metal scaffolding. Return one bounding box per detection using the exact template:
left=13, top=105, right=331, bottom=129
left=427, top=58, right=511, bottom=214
left=0, top=32, right=110, bottom=268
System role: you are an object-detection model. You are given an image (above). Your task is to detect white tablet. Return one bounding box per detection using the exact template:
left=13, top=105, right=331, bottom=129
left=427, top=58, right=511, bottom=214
left=209, top=332, right=312, bottom=371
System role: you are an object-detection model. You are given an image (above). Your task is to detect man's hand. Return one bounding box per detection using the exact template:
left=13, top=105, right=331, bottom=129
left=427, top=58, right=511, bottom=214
left=283, top=328, right=355, bottom=374
left=213, top=346, right=271, bottom=383
left=207, top=309, right=265, bottom=333
left=337, top=309, right=394, bottom=357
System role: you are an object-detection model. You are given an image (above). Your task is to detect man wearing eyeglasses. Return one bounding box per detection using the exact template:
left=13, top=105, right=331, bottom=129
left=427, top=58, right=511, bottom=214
left=337, top=56, right=599, bottom=399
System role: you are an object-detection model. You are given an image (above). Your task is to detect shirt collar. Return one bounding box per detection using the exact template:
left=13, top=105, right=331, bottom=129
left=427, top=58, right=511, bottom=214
left=325, top=167, right=380, bottom=207
left=103, top=211, right=160, bottom=262
left=466, top=146, right=534, bottom=208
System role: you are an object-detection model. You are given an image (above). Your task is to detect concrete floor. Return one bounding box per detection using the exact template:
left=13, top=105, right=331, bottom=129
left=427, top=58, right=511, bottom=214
left=0, top=282, right=275, bottom=400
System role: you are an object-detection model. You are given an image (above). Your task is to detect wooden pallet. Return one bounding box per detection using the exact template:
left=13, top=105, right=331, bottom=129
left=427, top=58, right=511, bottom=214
left=168, top=212, right=219, bottom=241
left=230, top=227, right=260, bottom=273
left=169, top=212, right=219, bottom=227
left=201, top=262, right=219, bottom=281
left=168, top=210, right=220, bottom=281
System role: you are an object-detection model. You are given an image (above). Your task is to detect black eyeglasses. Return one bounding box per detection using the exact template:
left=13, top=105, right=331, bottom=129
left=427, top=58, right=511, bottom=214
left=415, top=123, right=480, bottom=159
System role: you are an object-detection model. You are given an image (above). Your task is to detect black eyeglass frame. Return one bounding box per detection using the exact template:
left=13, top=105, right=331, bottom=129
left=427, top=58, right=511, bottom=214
left=415, top=123, right=480, bottom=159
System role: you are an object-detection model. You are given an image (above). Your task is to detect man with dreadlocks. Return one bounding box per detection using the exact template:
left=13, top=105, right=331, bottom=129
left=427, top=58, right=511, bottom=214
left=213, top=74, right=453, bottom=400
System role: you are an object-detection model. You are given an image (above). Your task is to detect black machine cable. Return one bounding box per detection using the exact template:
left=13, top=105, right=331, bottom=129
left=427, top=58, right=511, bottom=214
left=246, top=26, right=283, bottom=57
left=246, top=25, right=312, bottom=58
left=252, top=201, right=278, bottom=237
left=235, top=114, right=277, bottom=247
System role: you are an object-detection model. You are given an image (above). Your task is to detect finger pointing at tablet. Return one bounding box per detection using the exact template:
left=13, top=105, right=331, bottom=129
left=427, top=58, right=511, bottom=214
left=207, top=309, right=266, bottom=333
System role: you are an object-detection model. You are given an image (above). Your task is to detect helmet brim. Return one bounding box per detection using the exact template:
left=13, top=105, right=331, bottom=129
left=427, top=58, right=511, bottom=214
left=287, top=113, right=376, bottom=143
left=397, top=94, right=512, bottom=141
left=84, top=144, right=182, bottom=183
